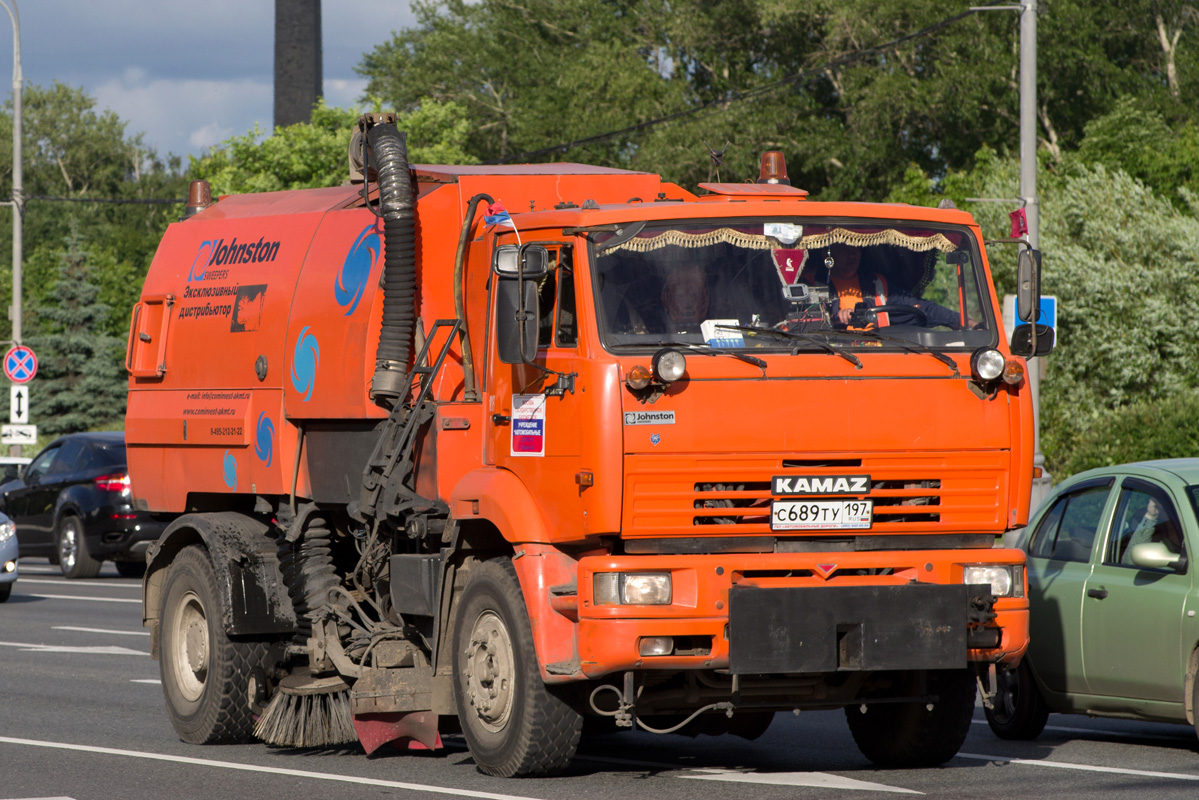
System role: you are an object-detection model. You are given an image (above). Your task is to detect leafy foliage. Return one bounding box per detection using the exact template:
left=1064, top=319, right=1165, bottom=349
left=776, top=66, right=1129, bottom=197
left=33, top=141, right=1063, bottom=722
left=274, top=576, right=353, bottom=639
left=188, top=99, right=479, bottom=197
left=1057, top=391, right=1199, bottom=476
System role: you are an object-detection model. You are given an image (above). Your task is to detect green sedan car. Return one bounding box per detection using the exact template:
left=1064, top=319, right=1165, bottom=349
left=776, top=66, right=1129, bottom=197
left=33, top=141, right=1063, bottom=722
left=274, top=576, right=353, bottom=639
left=986, top=458, right=1199, bottom=740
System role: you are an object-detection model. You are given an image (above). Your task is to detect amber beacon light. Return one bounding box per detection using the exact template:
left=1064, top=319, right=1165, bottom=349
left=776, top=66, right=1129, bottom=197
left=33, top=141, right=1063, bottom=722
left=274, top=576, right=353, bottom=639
left=758, top=151, right=790, bottom=185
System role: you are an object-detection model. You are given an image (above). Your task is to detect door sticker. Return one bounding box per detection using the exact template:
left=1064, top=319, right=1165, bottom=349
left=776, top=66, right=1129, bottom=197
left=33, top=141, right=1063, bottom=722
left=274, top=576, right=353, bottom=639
left=511, top=394, right=546, bottom=457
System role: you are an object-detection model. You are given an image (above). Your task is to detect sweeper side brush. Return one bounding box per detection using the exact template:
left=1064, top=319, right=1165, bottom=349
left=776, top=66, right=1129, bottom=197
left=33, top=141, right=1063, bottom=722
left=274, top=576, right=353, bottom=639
left=254, top=670, right=356, bottom=748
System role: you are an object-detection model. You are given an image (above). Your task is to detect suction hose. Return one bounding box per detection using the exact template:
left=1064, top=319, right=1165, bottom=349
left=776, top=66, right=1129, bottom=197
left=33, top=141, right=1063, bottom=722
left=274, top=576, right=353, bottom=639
left=365, top=122, right=417, bottom=406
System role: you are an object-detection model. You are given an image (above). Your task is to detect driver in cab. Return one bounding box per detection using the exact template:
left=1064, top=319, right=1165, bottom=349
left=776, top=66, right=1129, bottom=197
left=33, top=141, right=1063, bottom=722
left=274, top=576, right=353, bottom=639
left=821, top=243, right=963, bottom=330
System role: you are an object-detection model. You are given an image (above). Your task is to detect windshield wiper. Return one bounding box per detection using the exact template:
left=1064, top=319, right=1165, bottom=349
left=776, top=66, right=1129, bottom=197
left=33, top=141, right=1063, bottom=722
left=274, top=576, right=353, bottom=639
left=821, top=329, right=960, bottom=376
left=618, top=340, right=767, bottom=370
left=718, top=324, right=863, bottom=370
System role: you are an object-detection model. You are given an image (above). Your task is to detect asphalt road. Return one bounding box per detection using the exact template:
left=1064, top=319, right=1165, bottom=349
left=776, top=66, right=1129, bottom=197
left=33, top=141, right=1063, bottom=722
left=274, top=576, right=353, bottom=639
left=4, top=560, right=1199, bottom=800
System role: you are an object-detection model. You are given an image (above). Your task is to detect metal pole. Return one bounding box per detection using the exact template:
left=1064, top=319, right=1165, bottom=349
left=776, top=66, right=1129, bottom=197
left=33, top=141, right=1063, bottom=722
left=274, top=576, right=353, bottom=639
left=1019, top=0, right=1050, bottom=510
left=0, top=1, right=19, bottom=459
left=0, top=0, right=19, bottom=346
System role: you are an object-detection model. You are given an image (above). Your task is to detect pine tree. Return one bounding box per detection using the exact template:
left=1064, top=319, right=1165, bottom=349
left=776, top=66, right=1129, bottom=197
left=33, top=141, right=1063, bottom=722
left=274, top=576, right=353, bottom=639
left=27, top=223, right=126, bottom=436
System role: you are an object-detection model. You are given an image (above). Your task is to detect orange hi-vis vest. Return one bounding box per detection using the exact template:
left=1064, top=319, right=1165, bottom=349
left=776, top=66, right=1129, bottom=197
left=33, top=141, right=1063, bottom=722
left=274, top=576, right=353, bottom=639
left=831, top=273, right=890, bottom=329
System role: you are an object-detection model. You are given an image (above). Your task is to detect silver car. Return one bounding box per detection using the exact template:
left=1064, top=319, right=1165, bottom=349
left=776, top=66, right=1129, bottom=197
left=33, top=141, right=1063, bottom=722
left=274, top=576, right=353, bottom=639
left=0, top=511, right=16, bottom=602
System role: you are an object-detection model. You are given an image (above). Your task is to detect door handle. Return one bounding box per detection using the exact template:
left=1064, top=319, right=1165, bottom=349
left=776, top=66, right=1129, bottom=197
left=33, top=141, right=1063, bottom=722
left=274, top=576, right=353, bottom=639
left=1087, top=587, right=1108, bottom=600
left=491, top=414, right=511, bottom=425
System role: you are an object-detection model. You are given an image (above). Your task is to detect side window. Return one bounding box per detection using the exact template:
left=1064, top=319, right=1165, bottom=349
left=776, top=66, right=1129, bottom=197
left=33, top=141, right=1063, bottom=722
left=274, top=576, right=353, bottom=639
left=25, top=446, right=60, bottom=482
left=555, top=247, right=577, bottom=347
left=1106, top=481, right=1187, bottom=568
left=537, top=266, right=557, bottom=348
left=1029, top=483, right=1111, bottom=562
left=47, top=440, right=87, bottom=475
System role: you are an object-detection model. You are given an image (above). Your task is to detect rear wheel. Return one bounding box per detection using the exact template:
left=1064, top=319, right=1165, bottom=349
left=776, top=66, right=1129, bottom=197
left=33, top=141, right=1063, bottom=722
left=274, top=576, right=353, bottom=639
left=453, top=559, right=582, bottom=777
left=845, top=669, right=977, bottom=768
left=57, top=515, right=101, bottom=579
left=159, top=546, right=269, bottom=744
left=984, top=660, right=1049, bottom=740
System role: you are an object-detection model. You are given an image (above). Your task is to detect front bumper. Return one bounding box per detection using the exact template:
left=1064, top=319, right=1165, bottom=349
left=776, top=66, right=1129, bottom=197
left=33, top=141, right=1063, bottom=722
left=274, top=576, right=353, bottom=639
left=575, top=550, right=1028, bottom=679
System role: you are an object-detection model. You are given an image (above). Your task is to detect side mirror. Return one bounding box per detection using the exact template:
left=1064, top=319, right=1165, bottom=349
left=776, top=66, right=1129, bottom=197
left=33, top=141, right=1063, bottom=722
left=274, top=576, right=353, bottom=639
left=1010, top=324, right=1055, bottom=357
left=494, top=244, right=548, bottom=365
left=1129, top=541, right=1184, bottom=572
left=1016, top=249, right=1042, bottom=323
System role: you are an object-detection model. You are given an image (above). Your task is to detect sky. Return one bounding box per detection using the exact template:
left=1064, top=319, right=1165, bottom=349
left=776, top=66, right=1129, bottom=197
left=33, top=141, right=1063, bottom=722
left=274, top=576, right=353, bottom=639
left=0, top=1, right=418, bottom=162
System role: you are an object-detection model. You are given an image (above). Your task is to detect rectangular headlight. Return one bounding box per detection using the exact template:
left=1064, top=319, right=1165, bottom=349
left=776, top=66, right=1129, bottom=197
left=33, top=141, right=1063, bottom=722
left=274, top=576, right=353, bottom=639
left=963, top=564, right=1023, bottom=598
left=593, top=572, right=672, bottom=605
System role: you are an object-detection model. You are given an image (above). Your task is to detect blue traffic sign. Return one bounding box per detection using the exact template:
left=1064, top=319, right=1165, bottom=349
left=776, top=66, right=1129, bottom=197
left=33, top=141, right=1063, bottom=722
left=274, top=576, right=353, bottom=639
left=4, top=345, right=37, bottom=384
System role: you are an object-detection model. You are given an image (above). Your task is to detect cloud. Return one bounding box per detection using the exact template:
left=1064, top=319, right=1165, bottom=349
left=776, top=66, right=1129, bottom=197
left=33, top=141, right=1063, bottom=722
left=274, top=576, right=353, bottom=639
left=0, top=1, right=420, bottom=160
left=91, top=73, right=270, bottom=159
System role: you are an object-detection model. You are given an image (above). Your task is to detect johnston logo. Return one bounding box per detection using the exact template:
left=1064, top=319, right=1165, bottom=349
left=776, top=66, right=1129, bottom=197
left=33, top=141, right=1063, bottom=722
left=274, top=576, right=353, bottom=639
left=772, top=474, right=871, bottom=496
left=189, top=236, right=282, bottom=280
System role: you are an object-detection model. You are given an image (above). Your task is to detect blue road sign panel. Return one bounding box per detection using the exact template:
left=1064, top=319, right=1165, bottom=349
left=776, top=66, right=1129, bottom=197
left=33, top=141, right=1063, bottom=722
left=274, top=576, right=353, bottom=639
left=4, top=345, right=38, bottom=384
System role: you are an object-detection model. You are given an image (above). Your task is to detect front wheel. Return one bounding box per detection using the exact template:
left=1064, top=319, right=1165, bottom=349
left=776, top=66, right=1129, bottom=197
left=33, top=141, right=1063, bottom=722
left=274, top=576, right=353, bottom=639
left=845, top=669, right=976, bottom=768
left=452, top=559, right=582, bottom=777
left=57, top=515, right=100, bottom=579
left=159, top=546, right=269, bottom=744
left=984, top=660, right=1049, bottom=740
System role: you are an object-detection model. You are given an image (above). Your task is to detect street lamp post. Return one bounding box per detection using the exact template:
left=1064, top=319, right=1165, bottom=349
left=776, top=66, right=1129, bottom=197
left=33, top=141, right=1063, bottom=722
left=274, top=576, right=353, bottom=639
left=0, top=0, right=19, bottom=347
left=0, top=0, right=19, bottom=458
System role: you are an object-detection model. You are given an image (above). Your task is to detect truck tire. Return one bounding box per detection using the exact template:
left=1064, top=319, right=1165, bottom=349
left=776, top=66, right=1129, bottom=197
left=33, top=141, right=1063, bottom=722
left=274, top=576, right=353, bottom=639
left=985, top=660, right=1048, bottom=740
left=159, top=546, right=269, bottom=744
left=845, top=669, right=976, bottom=768
left=452, top=558, right=583, bottom=777
left=57, top=515, right=101, bottom=579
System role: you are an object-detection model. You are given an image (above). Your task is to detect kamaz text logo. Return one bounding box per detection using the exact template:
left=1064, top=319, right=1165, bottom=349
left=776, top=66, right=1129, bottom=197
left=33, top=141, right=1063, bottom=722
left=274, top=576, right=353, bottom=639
left=771, top=474, right=871, bottom=496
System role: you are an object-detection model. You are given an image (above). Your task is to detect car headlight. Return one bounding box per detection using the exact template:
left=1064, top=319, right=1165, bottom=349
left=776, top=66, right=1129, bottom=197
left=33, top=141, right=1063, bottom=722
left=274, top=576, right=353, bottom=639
left=593, top=572, right=673, bottom=605
left=0, top=520, right=13, bottom=544
left=963, top=564, right=1023, bottom=598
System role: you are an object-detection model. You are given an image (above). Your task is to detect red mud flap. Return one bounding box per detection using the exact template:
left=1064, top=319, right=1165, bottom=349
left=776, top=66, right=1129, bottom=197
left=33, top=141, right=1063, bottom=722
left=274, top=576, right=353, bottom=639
left=353, top=711, right=442, bottom=754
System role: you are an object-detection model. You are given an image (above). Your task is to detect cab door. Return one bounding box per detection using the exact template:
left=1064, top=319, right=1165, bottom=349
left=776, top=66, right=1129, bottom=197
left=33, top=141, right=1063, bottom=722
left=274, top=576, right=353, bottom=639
left=1081, top=477, right=1192, bottom=702
left=485, top=243, right=585, bottom=538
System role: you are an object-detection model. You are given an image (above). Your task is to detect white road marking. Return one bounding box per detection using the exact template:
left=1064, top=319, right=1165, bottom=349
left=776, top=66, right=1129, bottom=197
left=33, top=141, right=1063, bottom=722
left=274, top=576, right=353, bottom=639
left=130, top=679, right=161, bottom=685
left=680, top=767, right=921, bottom=793
left=19, top=579, right=139, bottom=589
left=0, top=737, right=548, bottom=800
left=957, top=752, right=1199, bottom=781
left=23, top=593, right=140, bottom=604
left=54, top=626, right=149, bottom=637
left=0, top=640, right=147, bottom=656
left=576, top=754, right=919, bottom=793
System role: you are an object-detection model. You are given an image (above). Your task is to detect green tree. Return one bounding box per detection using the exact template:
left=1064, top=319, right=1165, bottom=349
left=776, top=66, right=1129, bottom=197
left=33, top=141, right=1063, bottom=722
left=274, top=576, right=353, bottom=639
left=188, top=99, right=479, bottom=197
left=1058, top=390, right=1199, bottom=476
left=27, top=223, right=127, bottom=435
left=0, top=82, right=187, bottom=342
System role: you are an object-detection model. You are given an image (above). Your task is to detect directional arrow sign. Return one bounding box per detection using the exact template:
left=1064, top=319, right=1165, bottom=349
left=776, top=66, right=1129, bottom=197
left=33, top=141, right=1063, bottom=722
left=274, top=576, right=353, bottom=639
left=10, top=384, right=27, bottom=424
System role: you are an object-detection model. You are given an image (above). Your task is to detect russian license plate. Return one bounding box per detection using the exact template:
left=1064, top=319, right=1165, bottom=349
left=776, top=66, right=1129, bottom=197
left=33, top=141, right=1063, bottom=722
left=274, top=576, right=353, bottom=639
left=770, top=499, right=873, bottom=531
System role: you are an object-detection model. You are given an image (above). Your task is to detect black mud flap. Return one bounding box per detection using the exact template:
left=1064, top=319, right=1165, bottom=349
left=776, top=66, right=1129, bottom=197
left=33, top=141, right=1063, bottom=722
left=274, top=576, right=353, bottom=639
left=728, top=584, right=968, bottom=674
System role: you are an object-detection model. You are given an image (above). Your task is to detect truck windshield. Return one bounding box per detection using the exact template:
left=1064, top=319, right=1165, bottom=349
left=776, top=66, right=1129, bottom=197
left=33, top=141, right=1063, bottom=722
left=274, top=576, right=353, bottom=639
left=592, top=221, right=995, bottom=351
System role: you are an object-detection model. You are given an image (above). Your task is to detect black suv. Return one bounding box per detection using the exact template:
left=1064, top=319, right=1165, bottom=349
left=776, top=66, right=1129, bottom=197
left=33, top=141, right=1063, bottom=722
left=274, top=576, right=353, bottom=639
left=1, top=432, right=168, bottom=578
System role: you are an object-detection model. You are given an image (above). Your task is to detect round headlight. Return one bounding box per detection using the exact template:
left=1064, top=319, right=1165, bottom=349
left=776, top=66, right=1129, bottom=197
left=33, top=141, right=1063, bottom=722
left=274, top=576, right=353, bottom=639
left=652, top=348, right=687, bottom=383
left=971, top=347, right=1005, bottom=382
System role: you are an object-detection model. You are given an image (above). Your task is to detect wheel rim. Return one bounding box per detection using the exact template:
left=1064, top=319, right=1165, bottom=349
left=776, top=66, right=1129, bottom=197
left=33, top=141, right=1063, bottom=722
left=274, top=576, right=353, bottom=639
left=991, top=669, right=1020, bottom=724
left=59, top=520, right=79, bottom=571
left=463, top=609, right=516, bottom=732
left=169, top=589, right=210, bottom=702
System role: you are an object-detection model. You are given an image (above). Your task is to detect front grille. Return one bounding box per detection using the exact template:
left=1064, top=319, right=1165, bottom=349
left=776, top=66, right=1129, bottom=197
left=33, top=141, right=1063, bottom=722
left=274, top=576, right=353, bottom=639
left=623, top=452, right=1007, bottom=539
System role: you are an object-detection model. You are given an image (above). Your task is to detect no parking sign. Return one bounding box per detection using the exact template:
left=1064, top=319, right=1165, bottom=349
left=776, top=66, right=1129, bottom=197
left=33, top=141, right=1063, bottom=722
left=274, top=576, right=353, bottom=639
left=3, top=345, right=37, bottom=384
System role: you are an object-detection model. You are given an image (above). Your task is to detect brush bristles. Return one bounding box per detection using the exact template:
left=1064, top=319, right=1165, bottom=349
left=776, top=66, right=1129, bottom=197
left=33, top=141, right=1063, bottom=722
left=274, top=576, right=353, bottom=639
left=253, top=689, right=357, bottom=748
